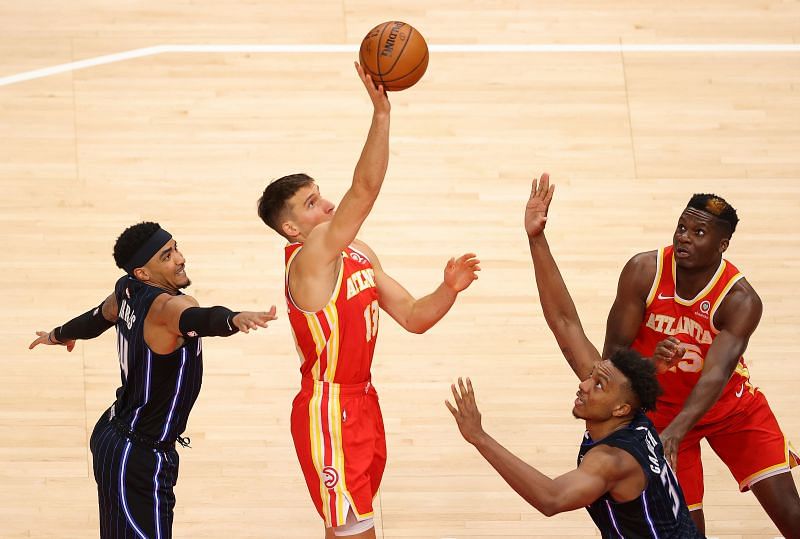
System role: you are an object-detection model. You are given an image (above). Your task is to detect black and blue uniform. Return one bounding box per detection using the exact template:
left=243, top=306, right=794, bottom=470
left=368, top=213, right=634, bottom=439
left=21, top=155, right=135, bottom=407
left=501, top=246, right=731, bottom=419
left=578, top=412, right=703, bottom=538
left=90, top=275, right=202, bottom=538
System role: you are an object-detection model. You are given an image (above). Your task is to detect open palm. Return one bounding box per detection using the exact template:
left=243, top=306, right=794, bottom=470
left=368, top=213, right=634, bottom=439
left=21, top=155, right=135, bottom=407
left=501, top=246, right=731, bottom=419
left=524, top=173, right=555, bottom=238
left=444, top=253, right=481, bottom=292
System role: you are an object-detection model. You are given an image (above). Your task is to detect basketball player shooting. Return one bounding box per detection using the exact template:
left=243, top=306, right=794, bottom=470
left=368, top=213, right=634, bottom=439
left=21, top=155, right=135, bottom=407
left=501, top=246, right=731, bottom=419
left=256, top=63, right=480, bottom=538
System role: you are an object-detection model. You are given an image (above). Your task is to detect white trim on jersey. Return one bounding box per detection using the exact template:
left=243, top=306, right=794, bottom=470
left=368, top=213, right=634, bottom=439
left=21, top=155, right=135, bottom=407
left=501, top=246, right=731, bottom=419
left=160, top=348, right=187, bottom=441
left=130, top=349, right=153, bottom=429
left=285, top=245, right=346, bottom=315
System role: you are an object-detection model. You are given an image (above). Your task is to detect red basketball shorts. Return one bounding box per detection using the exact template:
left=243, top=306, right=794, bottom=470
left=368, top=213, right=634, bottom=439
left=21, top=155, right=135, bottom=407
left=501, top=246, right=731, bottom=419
left=650, top=388, right=798, bottom=510
left=290, top=377, right=386, bottom=528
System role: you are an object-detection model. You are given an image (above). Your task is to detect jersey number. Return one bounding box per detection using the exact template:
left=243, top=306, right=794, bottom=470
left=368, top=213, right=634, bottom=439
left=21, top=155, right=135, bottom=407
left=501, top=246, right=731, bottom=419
left=117, top=332, right=129, bottom=380
left=674, top=343, right=704, bottom=373
left=659, top=463, right=681, bottom=519
left=363, top=300, right=379, bottom=342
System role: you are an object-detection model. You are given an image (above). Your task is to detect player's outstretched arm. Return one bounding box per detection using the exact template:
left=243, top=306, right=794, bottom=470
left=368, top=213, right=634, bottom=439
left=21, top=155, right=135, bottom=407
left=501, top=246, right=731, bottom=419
left=155, top=294, right=278, bottom=338
left=29, top=292, right=118, bottom=352
left=447, top=378, right=627, bottom=516
left=353, top=240, right=479, bottom=334
left=303, top=63, right=391, bottom=264
left=525, top=174, right=599, bottom=379
left=658, top=282, right=761, bottom=470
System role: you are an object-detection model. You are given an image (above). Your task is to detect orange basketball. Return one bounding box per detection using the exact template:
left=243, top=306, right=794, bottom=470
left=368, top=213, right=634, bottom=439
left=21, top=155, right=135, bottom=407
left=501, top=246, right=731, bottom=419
left=359, top=21, right=428, bottom=91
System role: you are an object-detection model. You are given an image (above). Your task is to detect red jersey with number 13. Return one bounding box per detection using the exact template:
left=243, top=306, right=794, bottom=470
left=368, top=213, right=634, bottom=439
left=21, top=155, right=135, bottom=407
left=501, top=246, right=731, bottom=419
left=285, top=243, right=379, bottom=385
left=631, top=245, right=755, bottom=425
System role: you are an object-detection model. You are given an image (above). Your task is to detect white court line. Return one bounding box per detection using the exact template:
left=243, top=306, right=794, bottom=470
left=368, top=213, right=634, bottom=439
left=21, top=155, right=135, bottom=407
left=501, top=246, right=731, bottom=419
left=1, top=43, right=799, bottom=87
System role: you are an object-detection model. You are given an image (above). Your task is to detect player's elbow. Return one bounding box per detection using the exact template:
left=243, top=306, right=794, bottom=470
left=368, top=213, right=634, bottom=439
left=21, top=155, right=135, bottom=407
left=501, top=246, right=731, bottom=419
left=350, top=176, right=382, bottom=198
left=539, top=505, right=558, bottom=518
left=533, top=499, right=561, bottom=517
left=546, top=313, right=579, bottom=335
left=405, top=322, right=429, bottom=334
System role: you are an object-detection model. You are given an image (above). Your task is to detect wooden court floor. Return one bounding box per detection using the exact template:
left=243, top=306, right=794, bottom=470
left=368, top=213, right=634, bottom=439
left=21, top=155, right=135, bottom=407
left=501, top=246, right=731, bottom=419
left=1, top=2, right=798, bottom=537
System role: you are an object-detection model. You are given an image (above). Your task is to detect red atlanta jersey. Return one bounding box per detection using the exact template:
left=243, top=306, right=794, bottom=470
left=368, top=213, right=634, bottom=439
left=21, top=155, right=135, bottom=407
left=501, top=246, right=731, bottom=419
left=285, top=243, right=379, bottom=384
left=630, top=245, right=755, bottom=424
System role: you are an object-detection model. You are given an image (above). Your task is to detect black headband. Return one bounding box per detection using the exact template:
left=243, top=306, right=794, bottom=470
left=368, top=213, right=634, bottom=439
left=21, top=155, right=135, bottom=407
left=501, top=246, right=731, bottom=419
left=123, top=227, right=173, bottom=274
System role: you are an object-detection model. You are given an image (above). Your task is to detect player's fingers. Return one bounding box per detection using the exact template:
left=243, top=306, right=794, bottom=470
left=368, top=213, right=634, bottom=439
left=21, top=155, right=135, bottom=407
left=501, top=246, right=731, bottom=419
left=530, top=177, right=539, bottom=197
left=457, top=377, right=469, bottom=403
left=445, top=400, right=457, bottom=417
left=267, top=305, right=278, bottom=318
left=28, top=338, right=41, bottom=349
left=545, top=184, right=555, bottom=206
left=450, top=384, right=463, bottom=408
left=466, top=377, right=475, bottom=400
left=67, top=341, right=75, bottom=352
left=538, top=173, right=550, bottom=196
left=668, top=450, right=678, bottom=472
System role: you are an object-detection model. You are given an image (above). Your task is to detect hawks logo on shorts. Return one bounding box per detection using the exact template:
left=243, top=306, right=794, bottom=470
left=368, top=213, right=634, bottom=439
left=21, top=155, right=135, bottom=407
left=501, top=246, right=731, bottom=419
left=323, top=466, right=339, bottom=488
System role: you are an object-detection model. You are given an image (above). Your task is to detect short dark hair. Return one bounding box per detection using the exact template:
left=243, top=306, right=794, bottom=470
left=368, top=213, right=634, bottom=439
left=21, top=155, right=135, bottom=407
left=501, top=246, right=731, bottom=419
left=257, top=173, right=315, bottom=238
left=113, top=222, right=161, bottom=270
left=609, top=348, right=662, bottom=412
left=687, top=193, right=739, bottom=237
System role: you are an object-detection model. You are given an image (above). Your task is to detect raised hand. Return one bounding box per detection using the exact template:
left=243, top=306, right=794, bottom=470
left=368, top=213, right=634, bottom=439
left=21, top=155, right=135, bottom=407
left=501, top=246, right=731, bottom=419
left=355, top=62, right=390, bottom=114
left=29, top=330, right=76, bottom=352
left=445, top=377, right=484, bottom=445
left=444, top=253, right=481, bottom=292
left=232, top=305, right=278, bottom=334
left=524, top=173, right=555, bottom=238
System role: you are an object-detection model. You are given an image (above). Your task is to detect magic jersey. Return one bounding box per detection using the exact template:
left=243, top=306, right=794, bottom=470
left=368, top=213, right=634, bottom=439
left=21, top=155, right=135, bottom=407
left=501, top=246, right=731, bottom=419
left=111, top=275, right=203, bottom=442
left=285, top=243, right=379, bottom=384
left=631, top=246, right=754, bottom=424
left=578, top=412, right=700, bottom=538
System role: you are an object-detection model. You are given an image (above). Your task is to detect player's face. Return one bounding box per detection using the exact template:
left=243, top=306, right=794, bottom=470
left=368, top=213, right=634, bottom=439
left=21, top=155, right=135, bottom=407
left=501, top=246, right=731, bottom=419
left=572, top=360, right=628, bottom=421
left=673, top=209, right=729, bottom=270
left=146, top=239, right=191, bottom=290
left=285, top=183, right=336, bottom=239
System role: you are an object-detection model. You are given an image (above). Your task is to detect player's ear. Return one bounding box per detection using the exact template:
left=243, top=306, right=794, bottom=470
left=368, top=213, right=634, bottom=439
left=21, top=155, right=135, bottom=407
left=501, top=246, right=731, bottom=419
left=612, top=401, right=632, bottom=418
left=132, top=267, right=150, bottom=281
left=282, top=219, right=299, bottom=239
left=719, top=237, right=729, bottom=254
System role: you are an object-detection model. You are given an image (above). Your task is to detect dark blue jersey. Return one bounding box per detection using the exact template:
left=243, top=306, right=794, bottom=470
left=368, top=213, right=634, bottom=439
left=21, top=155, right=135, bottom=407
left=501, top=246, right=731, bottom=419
left=111, top=275, right=203, bottom=443
left=577, top=412, right=702, bottom=538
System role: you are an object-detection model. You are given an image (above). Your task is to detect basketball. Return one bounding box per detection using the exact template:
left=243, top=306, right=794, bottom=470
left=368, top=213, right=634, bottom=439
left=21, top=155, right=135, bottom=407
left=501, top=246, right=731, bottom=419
left=359, top=21, right=429, bottom=91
